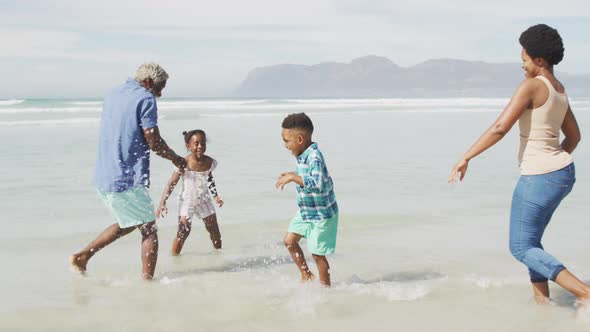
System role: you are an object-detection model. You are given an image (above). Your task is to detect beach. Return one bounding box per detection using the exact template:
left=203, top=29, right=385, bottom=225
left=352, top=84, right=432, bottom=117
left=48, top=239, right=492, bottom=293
left=1, top=98, right=590, bottom=331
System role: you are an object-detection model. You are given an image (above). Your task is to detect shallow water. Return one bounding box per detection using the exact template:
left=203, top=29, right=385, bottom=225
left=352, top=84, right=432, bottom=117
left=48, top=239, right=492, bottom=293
left=1, top=98, right=590, bottom=331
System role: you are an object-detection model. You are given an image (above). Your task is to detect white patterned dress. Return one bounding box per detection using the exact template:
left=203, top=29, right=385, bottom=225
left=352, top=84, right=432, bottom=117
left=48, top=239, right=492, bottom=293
left=176, top=159, right=218, bottom=220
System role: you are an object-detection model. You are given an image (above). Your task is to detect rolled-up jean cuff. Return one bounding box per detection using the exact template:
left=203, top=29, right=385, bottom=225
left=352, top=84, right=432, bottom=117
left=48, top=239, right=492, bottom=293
left=530, top=277, right=548, bottom=283
left=549, top=266, right=566, bottom=282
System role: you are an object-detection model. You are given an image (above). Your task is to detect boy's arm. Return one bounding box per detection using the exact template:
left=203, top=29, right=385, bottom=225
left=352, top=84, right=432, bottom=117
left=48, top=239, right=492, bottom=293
left=275, top=158, right=324, bottom=192
left=276, top=172, right=302, bottom=190
left=299, top=157, right=324, bottom=193
left=290, top=174, right=304, bottom=187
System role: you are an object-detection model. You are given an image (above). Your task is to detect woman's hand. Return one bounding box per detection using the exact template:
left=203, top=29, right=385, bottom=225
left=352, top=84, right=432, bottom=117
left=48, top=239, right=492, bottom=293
left=215, top=196, right=224, bottom=208
left=449, top=159, right=469, bottom=184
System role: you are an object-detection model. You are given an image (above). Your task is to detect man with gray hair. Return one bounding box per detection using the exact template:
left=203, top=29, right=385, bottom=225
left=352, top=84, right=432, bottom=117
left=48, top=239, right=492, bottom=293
left=70, top=63, right=187, bottom=280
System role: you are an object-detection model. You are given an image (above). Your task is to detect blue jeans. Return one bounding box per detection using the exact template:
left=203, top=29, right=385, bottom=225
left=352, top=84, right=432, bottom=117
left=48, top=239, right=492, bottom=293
left=509, top=163, right=575, bottom=283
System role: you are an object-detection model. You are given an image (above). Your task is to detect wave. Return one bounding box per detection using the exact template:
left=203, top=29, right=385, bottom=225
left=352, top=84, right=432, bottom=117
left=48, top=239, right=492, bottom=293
left=160, top=98, right=511, bottom=111
left=159, top=99, right=269, bottom=108
left=284, top=97, right=510, bottom=106
left=0, top=118, right=100, bottom=127
left=198, top=112, right=283, bottom=118
left=462, top=274, right=524, bottom=289
left=2, top=97, right=588, bottom=115
left=339, top=272, right=447, bottom=301
left=65, top=101, right=103, bottom=106
left=345, top=281, right=432, bottom=301
left=0, top=99, right=25, bottom=106
left=0, top=107, right=102, bottom=114
left=349, top=107, right=501, bottom=114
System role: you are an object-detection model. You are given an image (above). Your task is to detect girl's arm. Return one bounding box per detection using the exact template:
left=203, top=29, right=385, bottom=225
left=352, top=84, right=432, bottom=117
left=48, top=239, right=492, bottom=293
left=207, top=171, right=218, bottom=197
left=156, top=170, right=181, bottom=218
left=207, top=171, right=224, bottom=207
left=449, top=79, right=535, bottom=183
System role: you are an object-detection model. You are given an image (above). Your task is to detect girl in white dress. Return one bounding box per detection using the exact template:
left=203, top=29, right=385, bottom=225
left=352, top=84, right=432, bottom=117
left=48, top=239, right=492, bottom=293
left=157, top=129, right=224, bottom=254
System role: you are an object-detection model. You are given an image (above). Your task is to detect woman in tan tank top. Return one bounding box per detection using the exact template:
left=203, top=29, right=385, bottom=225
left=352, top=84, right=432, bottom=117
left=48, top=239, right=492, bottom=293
left=449, top=24, right=589, bottom=306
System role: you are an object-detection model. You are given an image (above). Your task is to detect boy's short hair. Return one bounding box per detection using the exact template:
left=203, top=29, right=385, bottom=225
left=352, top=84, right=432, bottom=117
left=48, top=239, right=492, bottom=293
left=282, top=113, right=314, bottom=135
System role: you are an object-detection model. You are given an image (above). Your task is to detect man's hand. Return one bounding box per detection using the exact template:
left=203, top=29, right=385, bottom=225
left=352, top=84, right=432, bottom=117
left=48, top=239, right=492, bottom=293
left=143, top=127, right=185, bottom=169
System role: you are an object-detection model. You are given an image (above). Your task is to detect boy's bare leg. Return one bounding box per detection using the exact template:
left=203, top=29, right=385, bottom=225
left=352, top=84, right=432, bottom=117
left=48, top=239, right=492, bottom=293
left=172, top=217, right=191, bottom=256
left=531, top=281, right=550, bottom=304
left=284, top=232, right=315, bottom=282
left=139, top=221, right=158, bottom=280
left=69, top=223, right=135, bottom=273
left=203, top=214, right=222, bottom=249
left=312, top=254, right=331, bottom=287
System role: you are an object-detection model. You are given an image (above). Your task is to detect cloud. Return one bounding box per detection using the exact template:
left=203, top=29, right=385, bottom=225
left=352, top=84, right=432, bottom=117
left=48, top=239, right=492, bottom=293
left=335, top=0, right=590, bottom=19
left=1, top=0, right=588, bottom=97
left=0, top=29, right=81, bottom=57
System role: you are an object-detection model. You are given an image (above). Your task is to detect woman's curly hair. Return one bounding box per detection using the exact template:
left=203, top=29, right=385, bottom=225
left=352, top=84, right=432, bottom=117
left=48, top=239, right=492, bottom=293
left=519, top=24, right=564, bottom=65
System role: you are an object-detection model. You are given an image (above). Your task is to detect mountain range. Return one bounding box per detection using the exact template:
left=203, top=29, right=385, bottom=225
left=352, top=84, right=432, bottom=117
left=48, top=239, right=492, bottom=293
left=233, top=55, right=590, bottom=98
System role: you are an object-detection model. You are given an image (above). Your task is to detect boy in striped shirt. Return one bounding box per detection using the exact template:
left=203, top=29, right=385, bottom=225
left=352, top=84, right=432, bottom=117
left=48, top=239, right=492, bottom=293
left=275, top=113, right=339, bottom=287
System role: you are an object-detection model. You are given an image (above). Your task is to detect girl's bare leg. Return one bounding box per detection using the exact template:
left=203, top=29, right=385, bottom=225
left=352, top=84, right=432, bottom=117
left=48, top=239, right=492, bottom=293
left=172, top=217, right=191, bottom=256
left=203, top=214, right=222, bottom=249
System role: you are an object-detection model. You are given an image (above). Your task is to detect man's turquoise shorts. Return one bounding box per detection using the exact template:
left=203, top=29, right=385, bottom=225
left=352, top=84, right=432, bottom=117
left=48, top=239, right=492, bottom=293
left=98, top=186, right=156, bottom=228
left=288, top=212, right=338, bottom=256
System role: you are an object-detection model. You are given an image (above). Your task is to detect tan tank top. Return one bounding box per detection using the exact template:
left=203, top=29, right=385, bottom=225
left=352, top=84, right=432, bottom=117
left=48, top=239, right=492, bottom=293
left=518, top=76, right=573, bottom=175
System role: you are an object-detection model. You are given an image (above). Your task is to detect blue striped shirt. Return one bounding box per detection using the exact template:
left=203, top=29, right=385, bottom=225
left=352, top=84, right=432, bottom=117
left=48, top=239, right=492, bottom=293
left=295, top=143, right=338, bottom=222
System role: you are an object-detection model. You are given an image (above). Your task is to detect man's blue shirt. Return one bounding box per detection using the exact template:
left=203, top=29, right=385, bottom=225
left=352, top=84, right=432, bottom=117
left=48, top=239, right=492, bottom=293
left=95, top=78, right=158, bottom=192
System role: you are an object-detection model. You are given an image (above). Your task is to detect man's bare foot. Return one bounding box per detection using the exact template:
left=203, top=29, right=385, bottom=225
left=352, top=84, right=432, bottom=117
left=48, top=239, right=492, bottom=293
left=301, top=272, right=316, bottom=283
left=69, top=254, right=88, bottom=275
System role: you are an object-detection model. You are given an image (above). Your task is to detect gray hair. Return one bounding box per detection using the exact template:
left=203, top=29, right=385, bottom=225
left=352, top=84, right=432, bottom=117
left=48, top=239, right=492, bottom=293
left=134, top=63, right=169, bottom=85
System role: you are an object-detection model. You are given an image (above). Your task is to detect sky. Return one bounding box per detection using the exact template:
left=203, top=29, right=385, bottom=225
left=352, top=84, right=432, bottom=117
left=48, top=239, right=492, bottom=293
left=1, top=0, right=589, bottom=98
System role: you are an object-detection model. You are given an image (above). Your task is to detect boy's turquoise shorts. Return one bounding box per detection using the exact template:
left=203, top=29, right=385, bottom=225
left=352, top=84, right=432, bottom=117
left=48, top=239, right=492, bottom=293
left=97, top=186, right=156, bottom=229
left=288, top=212, right=338, bottom=256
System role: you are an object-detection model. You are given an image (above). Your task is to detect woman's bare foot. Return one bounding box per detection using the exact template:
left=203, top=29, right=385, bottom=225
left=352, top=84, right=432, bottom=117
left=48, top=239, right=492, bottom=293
left=69, top=253, right=88, bottom=274
left=576, top=299, right=590, bottom=320
left=533, top=295, right=551, bottom=304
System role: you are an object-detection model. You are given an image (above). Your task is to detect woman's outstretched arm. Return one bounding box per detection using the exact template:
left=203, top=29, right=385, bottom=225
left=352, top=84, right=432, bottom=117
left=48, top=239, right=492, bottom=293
left=449, top=79, right=536, bottom=183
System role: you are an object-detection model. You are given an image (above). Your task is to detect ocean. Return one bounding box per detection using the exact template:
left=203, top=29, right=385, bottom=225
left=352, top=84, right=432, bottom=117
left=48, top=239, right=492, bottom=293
left=1, top=97, right=590, bottom=331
